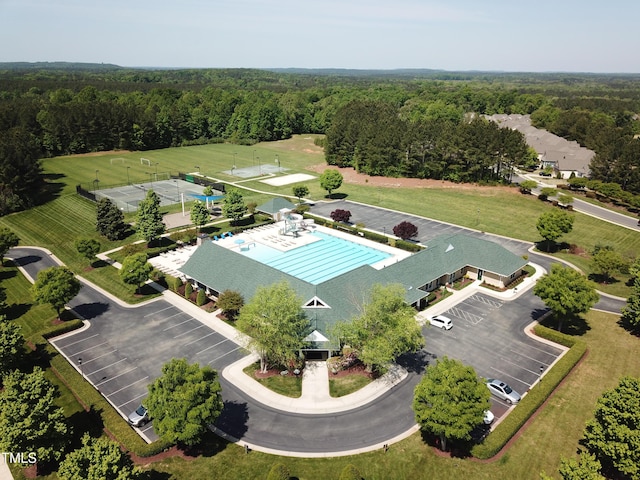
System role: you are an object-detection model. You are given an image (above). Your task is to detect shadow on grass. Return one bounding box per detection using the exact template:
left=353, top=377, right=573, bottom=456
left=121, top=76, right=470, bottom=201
left=5, top=302, right=31, bottom=321
left=534, top=240, right=570, bottom=254
left=325, top=193, right=348, bottom=200
left=588, top=273, right=620, bottom=285
left=179, top=428, right=231, bottom=459
left=34, top=173, right=66, bottom=206
left=617, top=315, right=640, bottom=337
left=539, top=313, right=591, bottom=336
left=418, top=430, right=475, bottom=459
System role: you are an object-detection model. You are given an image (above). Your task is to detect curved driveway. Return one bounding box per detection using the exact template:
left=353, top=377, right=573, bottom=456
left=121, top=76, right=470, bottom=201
left=8, top=199, right=626, bottom=456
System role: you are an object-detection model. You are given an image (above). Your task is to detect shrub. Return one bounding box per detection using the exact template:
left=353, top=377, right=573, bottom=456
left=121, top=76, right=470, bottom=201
left=330, top=209, right=352, bottom=223
left=184, top=282, right=193, bottom=300
left=393, top=221, right=418, bottom=240
left=196, top=288, right=207, bottom=306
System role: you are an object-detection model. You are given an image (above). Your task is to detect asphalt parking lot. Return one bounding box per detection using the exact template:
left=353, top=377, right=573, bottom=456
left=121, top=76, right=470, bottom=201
left=423, top=291, right=564, bottom=421
left=51, top=298, right=244, bottom=442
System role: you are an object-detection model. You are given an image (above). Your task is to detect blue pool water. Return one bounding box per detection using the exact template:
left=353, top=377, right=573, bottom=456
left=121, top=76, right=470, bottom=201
left=240, top=231, right=390, bottom=284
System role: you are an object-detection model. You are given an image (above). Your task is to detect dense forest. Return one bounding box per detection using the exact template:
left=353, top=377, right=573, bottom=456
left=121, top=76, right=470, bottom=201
left=1, top=63, right=640, bottom=215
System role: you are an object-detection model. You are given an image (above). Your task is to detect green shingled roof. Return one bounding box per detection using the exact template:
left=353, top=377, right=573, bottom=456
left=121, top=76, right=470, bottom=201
left=179, top=232, right=526, bottom=346
left=256, top=197, right=296, bottom=215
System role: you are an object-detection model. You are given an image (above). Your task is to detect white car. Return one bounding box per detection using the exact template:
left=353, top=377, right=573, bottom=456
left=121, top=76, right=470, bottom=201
left=428, top=315, right=453, bottom=330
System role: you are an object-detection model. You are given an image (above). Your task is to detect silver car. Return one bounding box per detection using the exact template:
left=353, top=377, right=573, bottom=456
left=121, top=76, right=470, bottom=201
left=127, top=405, right=149, bottom=427
left=486, top=378, right=521, bottom=404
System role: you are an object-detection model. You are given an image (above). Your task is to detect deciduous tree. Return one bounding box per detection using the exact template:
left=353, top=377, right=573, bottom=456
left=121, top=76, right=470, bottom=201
left=136, top=189, right=165, bottom=244
left=319, top=169, right=343, bottom=197
left=393, top=221, right=418, bottom=240
left=590, top=248, right=625, bottom=283
left=146, top=358, right=223, bottom=447
left=518, top=179, right=538, bottom=194
left=557, top=451, right=604, bottom=480
left=413, top=357, right=491, bottom=452
left=330, top=209, right=351, bottom=223
left=74, top=238, right=101, bottom=263
left=190, top=200, right=210, bottom=232
left=119, top=253, right=153, bottom=294
left=536, top=209, right=574, bottom=251
left=58, top=433, right=141, bottom=480
left=621, top=278, right=640, bottom=331
left=0, top=368, right=70, bottom=465
left=292, top=185, right=309, bottom=204
left=533, top=264, right=599, bottom=332
left=237, top=281, right=308, bottom=373
left=333, top=283, right=424, bottom=374
left=583, top=376, right=640, bottom=479
left=222, top=188, right=247, bottom=225
left=31, top=266, right=81, bottom=318
left=0, top=228, right=19, bottom=265
left=217, top=289, right=244, bottom=321
left=0, top=317, right=23, bottom=381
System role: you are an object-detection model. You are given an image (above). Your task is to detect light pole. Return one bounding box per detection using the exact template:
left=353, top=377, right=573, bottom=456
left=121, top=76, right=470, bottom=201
left=539, top=365, right=544, bottom=381
left=275, top=154, right=280, bottom=172
left=174, top=179, right=179, bottom=202
left=154, top=162, right=159, bottom=181
left=233, top=152, right=237, bottom=171
left=257, top=156, right=261, bottom=175
left=94, top=170, right=99, bottom=192
left=126, top=166, right=130, bottom=185
left=78, top=357, right=83, bottom=379
left=253, top=150, right=256, bottom=166
left=149, top=173, right=154, bottom=186
left=195, top=165, right=200, bottom=173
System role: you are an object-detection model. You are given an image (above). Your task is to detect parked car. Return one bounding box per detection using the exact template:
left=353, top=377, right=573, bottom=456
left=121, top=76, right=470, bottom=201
left=486, top=378, right=521, bottom=404
left=428, top=315, right=453, bottom=330
left=483, top=410, right=495, bottom=425
left=127, top=405, right=149, bottom=427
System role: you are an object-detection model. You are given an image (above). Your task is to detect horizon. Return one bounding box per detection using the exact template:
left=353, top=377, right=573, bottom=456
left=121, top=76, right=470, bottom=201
left=1, top=1, right=639, bottom=74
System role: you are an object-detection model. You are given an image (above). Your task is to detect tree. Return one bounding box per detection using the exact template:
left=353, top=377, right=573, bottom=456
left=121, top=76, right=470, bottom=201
left=146, top=358, right=223, bottom=447
left=319, top=169, right=343, bottom=197
left=0, top=317, right=23, bottom=380
left=58, top=433, right=141, bottom=480
left=557, top=451, right=604, bottom=480
left=333, top=284, right=424, bottom=374
left=190, top=200, right=210, bottom=232
left=292, top=185, right=309, bottom=204
left=0, top=228, right=19, bottom=265
left=413, top=357, right=491, bottom=452
left=0, top=368, right=70, bottom=465
left=518, top=179, right=538, bottom=194
left=136, top=189, right=165, bottom=244
left=236, top=280, right=308, bottom=373
left=217, top=289, right=244, bottom=320
left=222, top=188, right=247, bottom=225
left=119, top=253, right=153, bottom=294
left=74, top=238, right=101, bottom=263
left=621, top=278, right=640, bottom=331
left=31, top=266, right=82, bottom=318
left=539, top=186, right=557, bottom=200
left=533, top=264, right=599, bottom=332
left=536, top=209, right=574, bottom=251
left=393, top=221, right=418, bottom=240
left=330, top=208, right=352, bottom=223
left=591, top=248, right=625, bottom=283
left=202, top=185, right=213, bottom=197
left=196, top=288, right=207, bottom=306
left=96, top=198, right=128, bottom=241
left=583, top=376, right=640, bottom=479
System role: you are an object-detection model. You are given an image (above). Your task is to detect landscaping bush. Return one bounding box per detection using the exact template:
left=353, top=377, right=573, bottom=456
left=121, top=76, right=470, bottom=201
left=184, top=282, right=193, bottom=300
left=471, top=325, right=585, bottom=459
left=196, top=288, right=206, bottom=307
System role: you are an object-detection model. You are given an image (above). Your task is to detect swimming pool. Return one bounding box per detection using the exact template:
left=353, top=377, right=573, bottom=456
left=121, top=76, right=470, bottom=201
left=240, top=231, right=390, bottom=284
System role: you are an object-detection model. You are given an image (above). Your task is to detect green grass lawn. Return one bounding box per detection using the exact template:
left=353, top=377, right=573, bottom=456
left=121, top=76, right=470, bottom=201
left=329, top=373, right=372, bottom=397
left=242, top=363, right=302, bottom=398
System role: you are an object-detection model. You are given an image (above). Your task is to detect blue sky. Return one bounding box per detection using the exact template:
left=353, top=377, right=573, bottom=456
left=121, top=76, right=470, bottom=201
left=1, top=0, right=637, bottom=72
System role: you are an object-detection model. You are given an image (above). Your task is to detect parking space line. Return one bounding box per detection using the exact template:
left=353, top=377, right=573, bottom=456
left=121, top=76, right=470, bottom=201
left=469, top=294, right=504, bottom=308
left=207, top=346, right=242, bottom=365
left=512, top=349, right=550, bottom=367
left=95, top=367, right=139, bottom=387
left=195, top=338, right=231, bottom=355
left=447, top=306, right=484, bottom=325
left=183, top=331, right=219, bottom=346
left=162, top=317, right=195, bottom=331
left=87, top=358, right=128, bottom=376
left=520, top=342, right=562, bottom=357
left=489, top=366, right=529, bottom=388
left=57, top=333, right=99, bottom=348
left=106, top=376, right=150, bottom=398
left=143, top=305, right=175, bottom=317
left=117, top=391, right=148, bottom=409
left=173, top=324, right=206, bottom=338
left=71, top=341, right=109, bottom=357
left=82, top=349, right=118, bottom=364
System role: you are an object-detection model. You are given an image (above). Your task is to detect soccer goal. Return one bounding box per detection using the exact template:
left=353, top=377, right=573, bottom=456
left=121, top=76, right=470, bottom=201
left=110, top=158, right=126, bottom=165
left=140, top=158, right=151, bottom=166
left=155, top=172, right=170, bottom=181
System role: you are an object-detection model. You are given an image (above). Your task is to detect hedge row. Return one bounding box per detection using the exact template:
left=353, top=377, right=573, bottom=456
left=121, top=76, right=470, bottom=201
left=471, top=325, right=586, bottom=459
left=303, top=214, right=424, bottom=252
left=50, top=354, right=173, bottom=457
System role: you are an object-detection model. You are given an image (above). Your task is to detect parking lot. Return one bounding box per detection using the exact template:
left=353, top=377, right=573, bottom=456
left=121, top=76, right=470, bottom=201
left=422, top=291, right=565, bottom=421
left=51, top=298, right=245, bottom=442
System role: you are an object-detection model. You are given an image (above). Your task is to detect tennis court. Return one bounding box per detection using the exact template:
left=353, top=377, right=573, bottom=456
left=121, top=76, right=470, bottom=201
left=94, top=179, right=220, bottom=212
